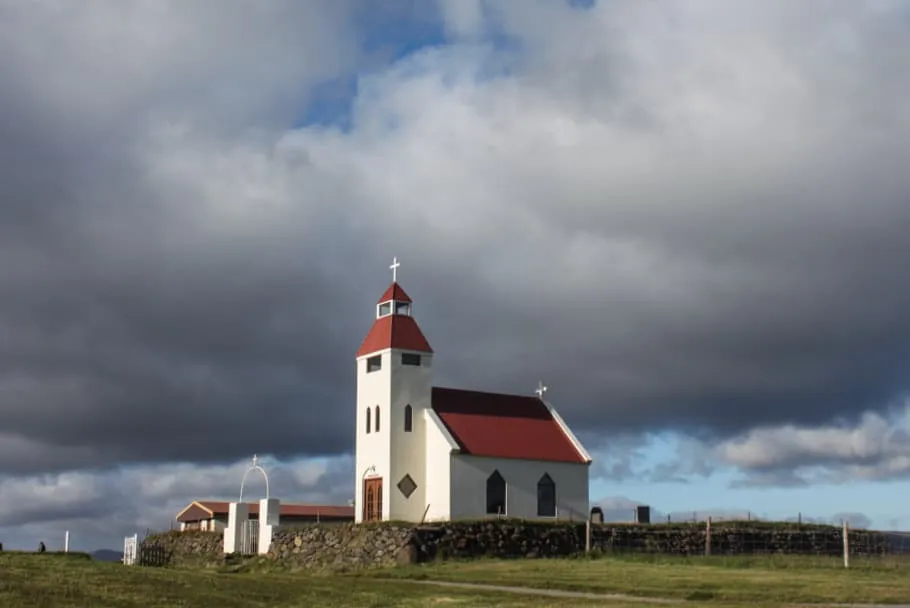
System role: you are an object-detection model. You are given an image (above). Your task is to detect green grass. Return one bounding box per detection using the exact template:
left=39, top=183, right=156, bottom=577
left=378, top=552, right=910, bottom=604
left=2, top=550, right=909, bottom=607
left=0, top=552, right=665, bottom=607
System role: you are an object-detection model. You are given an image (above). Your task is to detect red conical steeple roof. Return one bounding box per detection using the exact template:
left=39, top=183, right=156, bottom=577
left=357, top=282, right=432, bottom=358
left=377, top=282, right=412, bottom=304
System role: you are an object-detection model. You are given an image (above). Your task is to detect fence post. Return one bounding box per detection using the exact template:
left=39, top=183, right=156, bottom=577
left=705, top=516, right=712, bottom=557
left=64, top=531, right=69, bottom=553
left=842, top=520, right=850, bottom=569
left=585, top=518, right=592, bottom=554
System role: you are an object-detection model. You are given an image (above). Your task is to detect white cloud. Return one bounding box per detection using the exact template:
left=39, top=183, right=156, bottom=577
left=2, top=0, right=910, bottom=538
left=718, top=403, right=910, bottom=482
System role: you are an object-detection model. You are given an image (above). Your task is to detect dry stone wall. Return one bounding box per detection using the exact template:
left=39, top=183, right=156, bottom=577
left=413, top=521, right=890, bottom=560
left=268, top=523, right=413, bottom=570
left=139, top=521, right=891, bottom=569
left=138, top=530, right=222, bottom=567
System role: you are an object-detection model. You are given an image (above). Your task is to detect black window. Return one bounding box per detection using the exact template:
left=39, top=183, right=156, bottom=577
left=375, top=405, right=380, bottom=432
left=378, top=302, right=391, bottom=316
left=486, top=470, right=506, bottom=515
left=404, top=404, right=413, bottom=432
left=395, top=301, right=411, bottom=315
left=537, top=473, right=556, bottom=517
left=365, top=408, right=371, bottom=434
left=367, top=355, right=382, bottom=373
left=401, top=353, right=421, bottom=366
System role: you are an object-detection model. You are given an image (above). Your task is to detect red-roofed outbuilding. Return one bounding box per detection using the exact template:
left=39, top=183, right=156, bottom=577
left=176, top=500, right=353, bottom=532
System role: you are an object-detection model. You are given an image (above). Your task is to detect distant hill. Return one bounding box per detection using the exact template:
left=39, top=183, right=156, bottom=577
left=91, top=549, right=123, bottom=562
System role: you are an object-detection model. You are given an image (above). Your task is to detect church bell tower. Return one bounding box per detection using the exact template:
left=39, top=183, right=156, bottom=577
left=354, top=258, right=434, bottom=523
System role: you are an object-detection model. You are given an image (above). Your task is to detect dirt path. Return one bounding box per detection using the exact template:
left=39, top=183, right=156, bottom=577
left=400, top=579, right=910, bottom=607
left=398, top=579, right=682, bottom=604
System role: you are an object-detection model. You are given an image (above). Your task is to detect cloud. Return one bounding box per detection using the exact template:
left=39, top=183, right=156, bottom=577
left=0, top=0, right=909, bottom=510
left=718, top=403, right=910, bottom=484
left=0, top=0, right=381, bottom=474
left=0, top=454, right=352, bottom=551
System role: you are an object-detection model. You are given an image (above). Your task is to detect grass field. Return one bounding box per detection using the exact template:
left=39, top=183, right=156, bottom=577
left=381, top=553, right=910, bottom=605
left=1, top=551, right=909, bottom=607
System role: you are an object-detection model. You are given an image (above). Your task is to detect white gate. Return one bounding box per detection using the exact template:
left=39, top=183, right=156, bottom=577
left=123, top=534, right=138, bottom=565
left=239, top=519, right=259, bottom=555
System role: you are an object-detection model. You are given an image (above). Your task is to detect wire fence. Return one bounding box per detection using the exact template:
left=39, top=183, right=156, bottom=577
left=585, top=518, right=910, bottom=565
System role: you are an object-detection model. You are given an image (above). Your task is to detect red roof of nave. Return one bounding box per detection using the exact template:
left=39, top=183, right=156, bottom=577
left=431, top=387, right=588, bottom=464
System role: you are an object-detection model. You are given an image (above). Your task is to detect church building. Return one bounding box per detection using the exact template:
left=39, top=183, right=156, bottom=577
left=354, top=261, right=592, bottom=523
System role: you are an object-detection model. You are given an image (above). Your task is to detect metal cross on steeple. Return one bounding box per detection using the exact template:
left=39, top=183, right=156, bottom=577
left=390, top=256, right=401, bottom=283
left=535, top=380, right=548, bottom=398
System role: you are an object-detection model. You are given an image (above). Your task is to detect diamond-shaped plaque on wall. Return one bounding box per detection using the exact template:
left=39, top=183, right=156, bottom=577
left=397, top=474, right=417, bottom=499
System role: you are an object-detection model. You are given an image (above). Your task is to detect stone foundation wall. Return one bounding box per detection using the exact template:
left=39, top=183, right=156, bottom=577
left=139, top=521, right=891, bottom=569
left=267, top=524, right=414, bottom=570
left=411, top=521, right=891, bottom=560
left=138, top=530, right=222, bottom=567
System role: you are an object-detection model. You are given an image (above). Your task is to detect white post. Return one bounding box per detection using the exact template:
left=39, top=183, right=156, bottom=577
left=258, top=498, right=280, bottom=555
left=843, top=520, right=850, bottom=569
left=64, top=531, right=70, bottom=553
left=223, top=502, right=249, bottom=554
left=705, top=517, right=712, bottom=556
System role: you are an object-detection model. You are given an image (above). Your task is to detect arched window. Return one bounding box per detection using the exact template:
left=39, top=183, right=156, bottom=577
left=375, top=405, right=380, bottom=432
left=365, top=407, right=371, bottom=434
left=404, top=405, right=413, bottom=432
left=537, top=473, right=556, bottom=517
left=486, top=470, right=506, bottom=515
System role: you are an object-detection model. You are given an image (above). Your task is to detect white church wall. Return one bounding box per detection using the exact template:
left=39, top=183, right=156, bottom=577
left=450, top=454, right=589, bottom=521
left=387, top=350, right=433, bottom=521
left=422, top=409, right=458, bottom=521
left=354, top=349, right=393, bottom=523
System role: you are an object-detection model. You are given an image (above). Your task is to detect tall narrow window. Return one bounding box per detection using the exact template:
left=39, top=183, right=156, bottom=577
left=365, top=408, right=371, bottom=434
left=537, top=473, right=556, bottom=517
left=375, top=405, right=380, bottom=432
left=404, top=405, right=413, bottom=432
left=486, top=470, right=506, bottom=515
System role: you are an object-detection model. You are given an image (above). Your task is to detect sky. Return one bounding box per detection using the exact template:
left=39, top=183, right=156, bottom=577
left=1, top=0, right=909, bottom=551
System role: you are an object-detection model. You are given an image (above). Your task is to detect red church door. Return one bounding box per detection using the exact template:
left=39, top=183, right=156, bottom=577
left=363, top=478, right=383, bottom=522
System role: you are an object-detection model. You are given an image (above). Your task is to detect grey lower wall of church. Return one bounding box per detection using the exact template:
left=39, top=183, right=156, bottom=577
left=449, top=455, right=589, bottom=521
left=138, top=520, right=893, bottom=570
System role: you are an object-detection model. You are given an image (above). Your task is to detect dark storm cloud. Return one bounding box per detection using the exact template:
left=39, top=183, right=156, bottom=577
left=386, top=0, right=910, bottom=446
left=1, top=0, right=910, bottom=484
left=0, top=0, right=388, bottom=474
